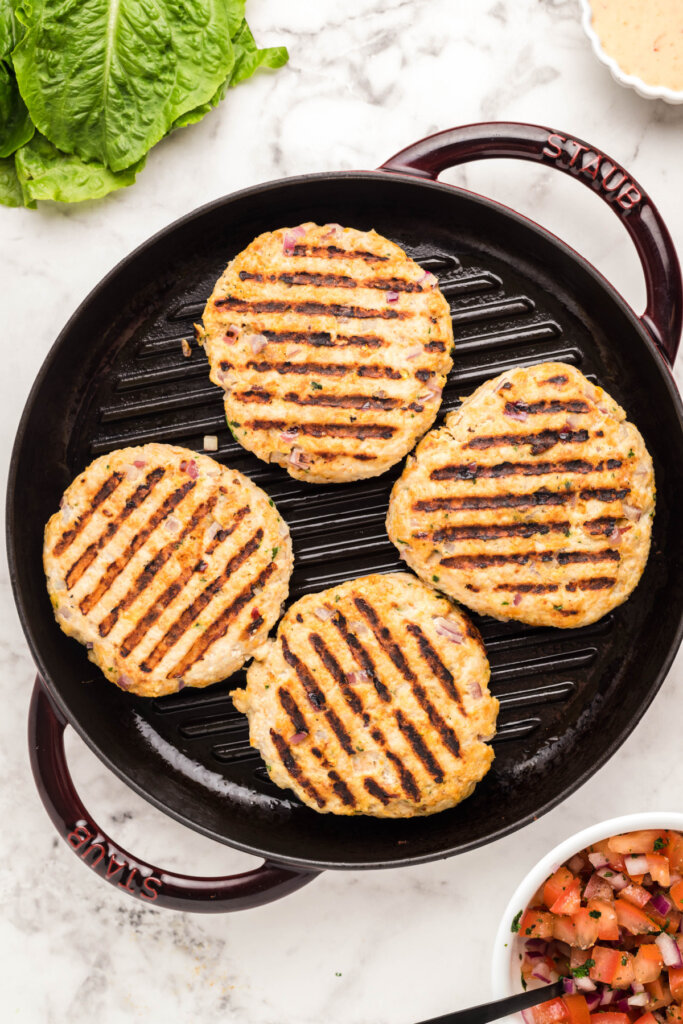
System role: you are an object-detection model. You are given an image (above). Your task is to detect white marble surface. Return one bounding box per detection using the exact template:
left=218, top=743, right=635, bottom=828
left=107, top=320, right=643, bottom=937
left=2, top=1, right=683, bottom=1021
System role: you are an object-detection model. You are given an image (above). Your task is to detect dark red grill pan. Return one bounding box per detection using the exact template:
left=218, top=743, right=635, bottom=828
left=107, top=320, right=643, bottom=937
left=8, top=122, right=683, bottom=913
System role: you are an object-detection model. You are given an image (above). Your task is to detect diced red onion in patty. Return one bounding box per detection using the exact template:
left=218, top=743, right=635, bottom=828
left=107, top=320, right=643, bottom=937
left=283, top=226, right=306, bottom=254
left=386, top=291, right=399, bottom=303
left=248, top=334, right=267, bottom=354
left=433, top=617, right=463, bottom=643
left=117, top=674, right=133, bottom=690
left=314, top=606, right=332, bottom=621
left=180, top=459, right=199, bottom=479
left=280, top=428, right=299, bottom=443
left=133, top=459, right=146, bottom=469
left=504, top=407, right=528, bottom=422
left=346, top=670, right=370, bottom=686
left=406, top=345, right=423, bottom=360
left=290, top=731, right=308, bottom=745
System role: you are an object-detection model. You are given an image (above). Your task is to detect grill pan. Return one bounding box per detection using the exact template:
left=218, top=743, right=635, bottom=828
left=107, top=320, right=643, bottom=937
left=9, top=122, right=683, bottom=913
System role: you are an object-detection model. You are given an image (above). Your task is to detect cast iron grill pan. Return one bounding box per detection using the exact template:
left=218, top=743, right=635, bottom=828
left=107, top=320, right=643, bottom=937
left=9, top=124, right=683, bottom=911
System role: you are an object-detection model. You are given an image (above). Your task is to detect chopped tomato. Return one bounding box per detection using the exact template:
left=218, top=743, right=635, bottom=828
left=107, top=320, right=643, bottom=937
left=590, top=947, right=622, bottom=985
left=571, top=907, right=600, bottom=949
left=621, top=883, right=652, bottom=908
left=587, top=898, right=620, bottom=941
left=589, top=1014, right=630, bottom=1024
left=551, top=877, right=582, bottom=916
left=665, top=1006, right=683, bottom=1024
left=520, top=908, right=554, bottom=939
left=613, top=951, right=635, bottom=989
left=553, top=914, right=578, bottom=945
left=634, top=943, right=663, bottom=984
left=669, top=967, right=683, bottom=1002
left=632, top=1014, right=659, bottom=1024
left=563, top=995, right=591, bottom=1024
left=670, top=879, right=683, bottom=911
left=647, top=854, right=671, bottom=887
left=532, top=998, right=571, bottom=1024
left=592, top=839, right=627, bottom=871
left=645, top=976, right=673, bottom=1010
left=668, top=832, right=683, bottom=873
left=608, top=831, right=667, bottom=855
left=614, top=898, right=659, bottom=935
left=544, top=866, right=577, bottom=909
left=646, top=904, right=681, bottom=934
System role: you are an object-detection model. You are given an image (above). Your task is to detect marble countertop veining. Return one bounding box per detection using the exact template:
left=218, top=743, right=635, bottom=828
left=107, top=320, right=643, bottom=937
left=2, top=1, right=683, bottom=1021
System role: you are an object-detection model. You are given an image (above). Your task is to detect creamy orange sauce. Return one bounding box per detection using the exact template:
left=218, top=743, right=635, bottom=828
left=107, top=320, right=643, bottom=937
left=591, top=0, right=683, bottom=90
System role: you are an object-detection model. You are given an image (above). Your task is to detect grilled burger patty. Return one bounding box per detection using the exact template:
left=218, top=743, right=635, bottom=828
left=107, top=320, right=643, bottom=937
left=387, top=362, right=655, bottom=629
left=232, top=572, right=498, bottom=817
left=43, top=444, right=293, bottom=697
left=200, top=222, right=454, bottom=484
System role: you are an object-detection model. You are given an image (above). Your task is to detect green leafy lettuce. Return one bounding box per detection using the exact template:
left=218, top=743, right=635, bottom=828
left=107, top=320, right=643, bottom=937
left=1, top=0, right=288, bottom=206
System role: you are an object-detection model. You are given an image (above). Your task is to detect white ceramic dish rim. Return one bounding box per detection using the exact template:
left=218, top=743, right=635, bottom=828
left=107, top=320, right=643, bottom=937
left=491, top=811, right=683, bottom=1024
left=578, top=0, right=683, bottom=105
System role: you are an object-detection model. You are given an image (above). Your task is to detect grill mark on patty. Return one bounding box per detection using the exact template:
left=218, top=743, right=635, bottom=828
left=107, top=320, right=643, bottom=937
left=466, top=428, right=590, bottom=454
left=123, top=528, right=262, bottom=662
left=170, top=561, right=276, bottom=676
left=580, top=487, right=629, bottom=502
left=65, top=468, right=166, bottom=590
left=280, top=636, right=355, bottom=756
left=495, top=582, right=559, bottom=594
left=404, top=622, right=463, bottom=709
left=504, top=400, right=590, bottom=416
left=441, top=548, right=621, bottom=569
left=81, top=479, right=197, bottom=617
left=385, top=749, right=420, bottom=801
left=238, top=270, right=423, bottom=293
left=331, top=609, right=391, bottom=702
left=425, top=340, right=446, bottom=352
left=414, top=489, right=572, bottom=512
left=430, top=520, right=570, bottom=542
left=269, top=729, right=325, bottom=808
left=564, top=576, right=616, bottom=592
left=246, top=419, right=396, bottom=440
left=281, top=391, right=400, bottom=411
left=394, top=709, right=444, bottom=782
left=363, top=778, right=393, bottom=805
left=431, top=458, right=622, bottom=481
left=237, top=359, right=401, bottom=380
left=309, top=633, right=365, bottom=716
left=54, top=471, right=124, bottom=556
left=278, top=686, right=308, bottom=734
left=214, top=297, right=407, bottom=320
left=326, top=770, right=356, bottom=807
left=545, top=374, right=569, bottom=385
left=585, top=516, right=625, bottom=536
left=353, top=598, right=463, bottom=759
left=260, top=329, right=384, bottom=349
left=290, top=244, right=390, bottom=262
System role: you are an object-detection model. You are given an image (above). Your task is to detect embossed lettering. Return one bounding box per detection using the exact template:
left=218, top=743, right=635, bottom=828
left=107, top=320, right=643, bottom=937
left=581, top=153, right=601, bottom=180
left=141, top=876, right=162, bottom=902
left=118, top=868, right=140, bottom=894
left=543, top=133, right=566, bottom=159
left=82, top=842, right=106, bottom=868
left=105, top=854, right=127, bottom=880
left=603, top=168, right=627, bottom=193
left=568, top=142, right=589, bottom=167
left=67, top=825, right=93, bottom=852
left=617, top=186, right=642, bottom=210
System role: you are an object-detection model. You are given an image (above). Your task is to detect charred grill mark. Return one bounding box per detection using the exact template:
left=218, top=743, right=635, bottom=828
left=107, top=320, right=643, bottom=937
left=385, top=750, right=420, bottom=801
left=215, top=297, right=407, bottom=320
left=247, top=419, right=396, bottom=440
left=415, top=489, right=571, bottom=512
left=126, top=528, right=263, bottom=665
left=283, top=391, right=400, bottom=411
left=171, top=561, right=276, bottom=676
left=466, top=428, right=589, bottom=454
left=331, top=610, right=390, bottom=702
left=234, top=388, right=270, bottom=404
left=431, top=520, right=570, bottom=542
left=404, top=622, right=463, bottom=709
left=86, top=479, right=199, bottom=622
left=504, top=400, right=589, bottom=416
left=243, top=359, right=402, bottom=381
left=565, top=576, right=616, bottom=592
left=425, top=340, right=446, bottom=352
left=441, top=548, right=620, bottom=569
left=280, top=636, right=355, bottom=756
left=411, top=681, right=461, bottom=759
left=64, top=468, right=165, bottom=590
left=415, top=369, right=433, bottom=382
left=290, top=244, right=389, bottom=262
left=309, top=633, right=364, bottom=716
left=495, top=582, right=559, bottom=594
left=431, top=458, right=622, bottom=481
left=261, top=329, right=384, bottom=349
left=269, top=729, right=325, bottom=808
left=363, top=778, right=393, bottom=805
left=357, top=365, right=402, bottom=380
left=353, top=597, right=415, bottom=681
left=585, top=516, right=620, bottom=536
left=394, top=709, right=444, bottom=782
left=278, top=687, right=308, bottom=734
left=247, top=612, right=264, bottom=634
left=580, top=488, right=629, bottom=502
left=545, top=374, right=569, bottom=385
left=54, top=471, right=124, bottom=556
left=327, top=770, right=356, bottom=806
left=557, top=608, right=579, bottom=616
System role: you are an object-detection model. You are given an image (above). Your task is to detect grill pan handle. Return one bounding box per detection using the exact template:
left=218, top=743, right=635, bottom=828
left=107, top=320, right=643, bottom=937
left=29, top=679, right=319, bottom=912
left=380, top=121, right=682, bottom=367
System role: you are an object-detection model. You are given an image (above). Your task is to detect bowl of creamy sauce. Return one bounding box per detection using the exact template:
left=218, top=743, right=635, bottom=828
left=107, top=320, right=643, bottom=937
left=580, top=0, right=683, bottom=103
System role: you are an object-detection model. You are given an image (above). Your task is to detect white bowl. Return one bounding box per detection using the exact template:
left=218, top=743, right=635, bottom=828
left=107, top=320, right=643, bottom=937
left=579, top=0, right=683, bottom=104
left=490, top=811, right=683, bottom=1024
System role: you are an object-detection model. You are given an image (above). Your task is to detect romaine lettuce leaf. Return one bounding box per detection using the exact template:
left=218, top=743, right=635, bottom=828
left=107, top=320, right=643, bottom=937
left=14, top=132, right=143, bottom=202
left=0, top=0, right=22, bottom=59
left=13, top=0, right=237, bottom=171
left=0, top=151, right=24, bottom=204
left=0, top=61, right=33, bottom=156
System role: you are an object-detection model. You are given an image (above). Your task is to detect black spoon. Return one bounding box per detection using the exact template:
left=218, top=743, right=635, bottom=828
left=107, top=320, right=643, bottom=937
left=415, top=980, right=565, bottom=1024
